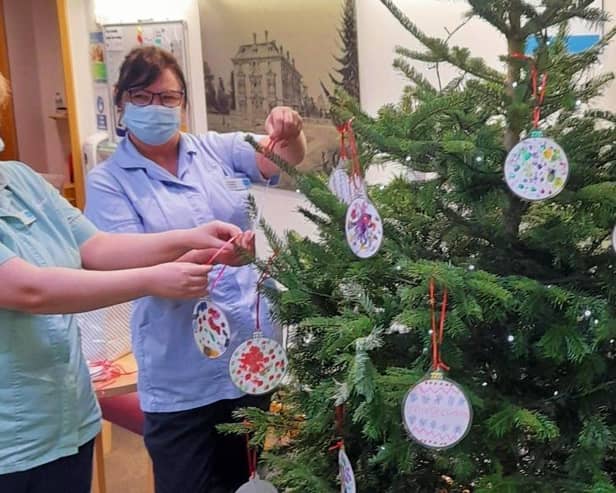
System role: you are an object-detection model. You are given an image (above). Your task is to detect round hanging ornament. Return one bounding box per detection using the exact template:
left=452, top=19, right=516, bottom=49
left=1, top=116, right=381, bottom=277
left=345, top=195, right=383, bottom=258
left=402, top=370, right=472, bottom=450
left=338, top=446, right=356, bottom=493
left=402, top=280, right=473, bottom=449
left=229, top=253, right=287, bottom=395
left=329, top=161, right=352, bottom=205
left=230, top=333, right=287, bottom=395
left=236, top=475, right=278, bottom=493
left=505, top=130, right=569, bottom=201
left=612, top=225, right=616, bottom=254
left=193, top=298, right=231, bottom=359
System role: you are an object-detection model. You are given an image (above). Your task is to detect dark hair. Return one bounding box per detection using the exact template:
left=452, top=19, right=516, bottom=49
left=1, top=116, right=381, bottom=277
left=114, top=46, right=188, bottom=107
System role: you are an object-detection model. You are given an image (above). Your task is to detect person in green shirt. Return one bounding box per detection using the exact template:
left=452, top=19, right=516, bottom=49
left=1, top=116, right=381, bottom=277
left=0, top=72, right=254, bottom=493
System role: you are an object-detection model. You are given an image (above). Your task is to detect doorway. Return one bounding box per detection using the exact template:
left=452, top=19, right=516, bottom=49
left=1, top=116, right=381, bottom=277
left=0, top=0, right=19, bottom=161
left=1, top=0, right=72, bottom=194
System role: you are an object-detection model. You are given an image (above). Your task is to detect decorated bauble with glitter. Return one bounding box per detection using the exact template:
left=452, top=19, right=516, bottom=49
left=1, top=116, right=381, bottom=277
left=193, top=299, right=231, bottom=359
left=338, top=447, right=356, bottom=493
left=345, top=196, right=383, bottom=259
left=402, top=371, right=472, bottom=450
left=235, top=476, right=278, bottom=493
left=504, top=132, right=569, bottom=201
left=229, top=334, right=287, bottom=395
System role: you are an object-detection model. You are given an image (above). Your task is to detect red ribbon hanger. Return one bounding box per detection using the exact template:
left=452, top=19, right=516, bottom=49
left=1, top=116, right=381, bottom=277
left=203, top=233, right=243, bottom=293
left=328, top=404, right=346, bottom=452
left=429, top=279, right=449, bottom=372
left=336, top=122, right=349, bottom=160
left=245, top=432, right=258, bottom=480
left=510, top=52, right=548, bottom=129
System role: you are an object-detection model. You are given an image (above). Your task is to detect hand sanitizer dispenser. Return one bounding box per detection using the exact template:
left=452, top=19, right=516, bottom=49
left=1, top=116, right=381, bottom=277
left=82, top=131, right=110, bottom=175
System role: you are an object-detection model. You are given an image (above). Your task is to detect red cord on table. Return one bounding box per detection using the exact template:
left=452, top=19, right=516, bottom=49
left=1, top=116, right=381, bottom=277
left=90, top=360, right=136, bottom=389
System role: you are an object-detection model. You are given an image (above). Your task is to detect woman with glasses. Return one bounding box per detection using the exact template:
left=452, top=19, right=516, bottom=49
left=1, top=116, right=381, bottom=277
left=0, top=71, right=253, bottom=493
left=85, top=46, right=306, bottom=492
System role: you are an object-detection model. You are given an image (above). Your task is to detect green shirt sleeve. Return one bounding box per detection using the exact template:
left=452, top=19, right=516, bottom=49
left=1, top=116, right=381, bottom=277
left=48, top=190, right=99, bottom=246
left=7, top=162, right=98, bottom=246
left=17, top=164, right=100, bottom=246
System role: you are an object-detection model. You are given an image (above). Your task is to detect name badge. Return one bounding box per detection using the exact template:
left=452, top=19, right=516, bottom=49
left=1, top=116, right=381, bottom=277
left=224, top=177, right=251, bottom=191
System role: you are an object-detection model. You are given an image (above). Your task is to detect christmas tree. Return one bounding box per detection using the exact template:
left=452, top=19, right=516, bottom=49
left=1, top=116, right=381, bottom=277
left=326, top=0, right=360, bottom=100
left=237, top=1, right=616, bottom=491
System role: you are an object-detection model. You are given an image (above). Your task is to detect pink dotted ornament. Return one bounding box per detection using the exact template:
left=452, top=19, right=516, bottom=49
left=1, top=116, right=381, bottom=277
left=229, top=334, right=287, bottom=395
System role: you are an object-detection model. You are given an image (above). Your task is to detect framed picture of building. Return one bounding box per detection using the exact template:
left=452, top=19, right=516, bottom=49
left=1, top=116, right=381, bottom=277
left=198, top=0, right=359, bottom=190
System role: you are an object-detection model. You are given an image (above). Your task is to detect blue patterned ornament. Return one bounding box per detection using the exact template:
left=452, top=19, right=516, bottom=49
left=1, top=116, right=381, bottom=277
left=402, top=371, right=472, bottom=450
left=504, top=131, right=569, bottom=201
left=338, top=447, right=356, bottom=493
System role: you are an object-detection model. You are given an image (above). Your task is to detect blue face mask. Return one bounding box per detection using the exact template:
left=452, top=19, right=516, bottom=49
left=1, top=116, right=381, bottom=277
left=122, top=103, right=181, bottom=145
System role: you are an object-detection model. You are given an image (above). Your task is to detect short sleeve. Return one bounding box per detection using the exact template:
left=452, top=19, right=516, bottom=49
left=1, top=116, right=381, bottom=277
left=85, top=167, right=144, bottom=234
left=0, top=242, right=16, bottom=266
left=232, top=133, right=280, bottom=186
left=203, top=132, right=280, bottom=186
left=48, top=189, right=98, bottom=246
left=8, top=161, right=98, bottom=246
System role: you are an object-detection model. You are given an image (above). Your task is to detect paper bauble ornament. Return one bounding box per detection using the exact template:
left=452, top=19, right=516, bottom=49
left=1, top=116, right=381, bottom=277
left=329, top=165, right=366, bottom=205
left=329, top=164, right=352, bottom=205
left=504, top=131, right=569, bottom=201
left=193, top=299, right=230, bottom=359
left=229, top=334, right=287, bottom=395
left=338, top=447, right=356, bottom=493
left=345, top=196, right=383, bottom=258
left=402, top=371, right=472, bottom=450
left=236, top=476, right=278, bottom=493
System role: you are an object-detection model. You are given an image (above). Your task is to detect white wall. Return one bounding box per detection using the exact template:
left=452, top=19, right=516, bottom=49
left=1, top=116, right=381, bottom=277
left=600, top=0, right=616, bottom=110
left=251, top=185, right=318, bottom=257
left=357, top=0, right=616, bottom=115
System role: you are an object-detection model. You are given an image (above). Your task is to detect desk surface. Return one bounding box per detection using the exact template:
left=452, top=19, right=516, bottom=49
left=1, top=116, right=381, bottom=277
left=93, top=352, right=138, bottom=399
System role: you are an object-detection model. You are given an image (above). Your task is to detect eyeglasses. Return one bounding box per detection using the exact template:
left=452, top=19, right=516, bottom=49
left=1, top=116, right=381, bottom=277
left=127, top=88, right=185, bottom=108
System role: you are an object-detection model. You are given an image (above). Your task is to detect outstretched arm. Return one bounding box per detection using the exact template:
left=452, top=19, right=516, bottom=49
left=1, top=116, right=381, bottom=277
left=0, top=256, right=211, bottom=315
left=80, top=221, right=253, bottom=271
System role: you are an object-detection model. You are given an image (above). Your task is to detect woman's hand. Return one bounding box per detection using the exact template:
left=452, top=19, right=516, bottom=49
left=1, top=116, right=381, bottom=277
left=258, top=107, right=307, bottom=176
left=265, top=106, right=303, bottom=142
left=146, top=262, right=211, bottom=299
left=187, top=222, right=255, bottom=266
